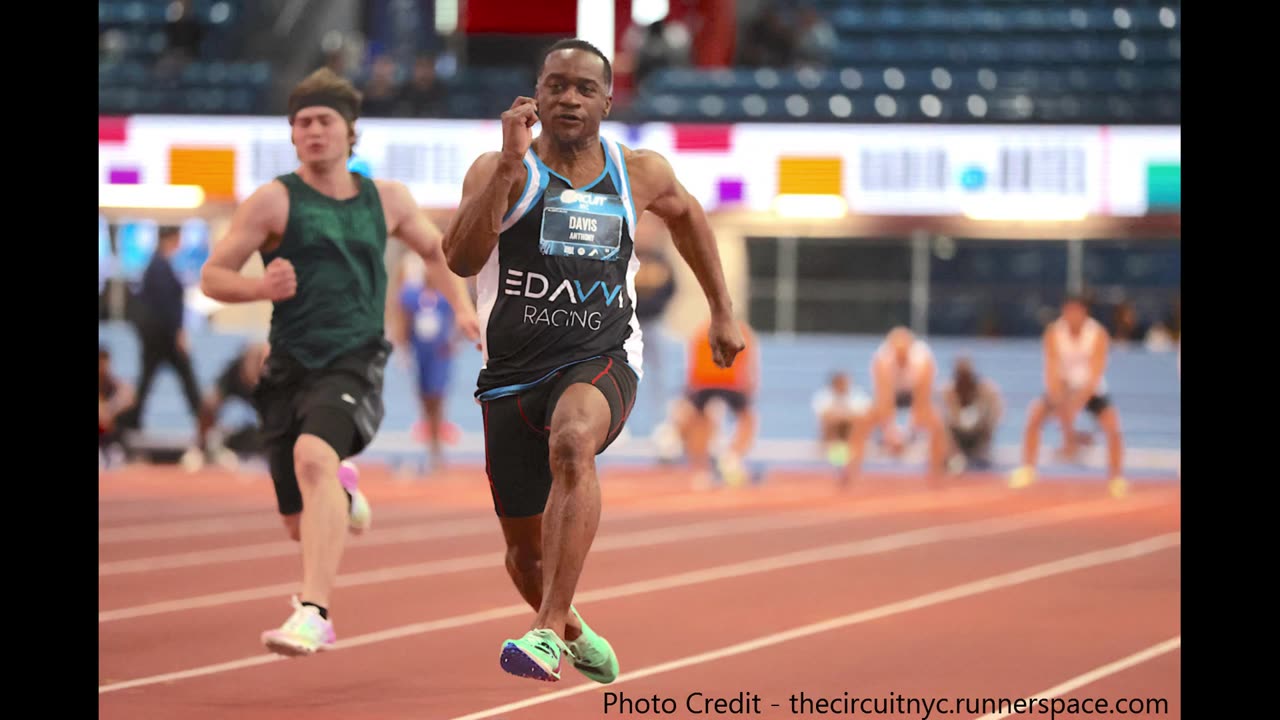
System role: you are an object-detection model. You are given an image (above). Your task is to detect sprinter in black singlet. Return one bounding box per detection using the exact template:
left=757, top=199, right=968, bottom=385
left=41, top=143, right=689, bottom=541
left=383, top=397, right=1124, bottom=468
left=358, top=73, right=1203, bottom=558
left=443, top=39, right=746, bottom=684
left=201, top=68, right=479, bottom=657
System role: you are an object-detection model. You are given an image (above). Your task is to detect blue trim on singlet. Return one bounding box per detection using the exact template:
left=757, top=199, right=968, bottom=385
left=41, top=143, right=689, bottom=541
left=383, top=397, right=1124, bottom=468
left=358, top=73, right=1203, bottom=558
left=603, top=138, right=637, bottom=233
left=500, top=154, right=534, bottom=226
left=532, top=139, right=612, bottom=191
left=502, top=154, right=550, bottom=228
left=501, top=136, right=620, bottom=233
left=475, top=355, right=605, bottom=402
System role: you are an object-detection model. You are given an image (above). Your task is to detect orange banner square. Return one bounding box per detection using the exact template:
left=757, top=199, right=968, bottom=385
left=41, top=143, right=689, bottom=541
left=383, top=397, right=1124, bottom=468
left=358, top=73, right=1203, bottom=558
left=169, top=147, right=236, bottom=201
left=777, top=156, right=843, bottom=196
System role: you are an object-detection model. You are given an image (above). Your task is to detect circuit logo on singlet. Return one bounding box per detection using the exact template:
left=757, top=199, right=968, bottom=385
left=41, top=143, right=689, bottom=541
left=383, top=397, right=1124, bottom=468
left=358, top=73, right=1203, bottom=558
left=558, top=190, right=608, bottom=206
left=504, top=268, right=626, bottom=331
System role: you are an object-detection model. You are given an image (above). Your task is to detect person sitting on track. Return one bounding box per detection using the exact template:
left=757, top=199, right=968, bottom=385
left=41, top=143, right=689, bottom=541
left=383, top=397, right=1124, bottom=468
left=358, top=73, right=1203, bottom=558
left=940, top=356, right=1002, bottom=472
left=811, top=371, right=871, bottom=468
left=192, top=341, right=270, bottom=470
left=99, top=345, right=135, bottom=466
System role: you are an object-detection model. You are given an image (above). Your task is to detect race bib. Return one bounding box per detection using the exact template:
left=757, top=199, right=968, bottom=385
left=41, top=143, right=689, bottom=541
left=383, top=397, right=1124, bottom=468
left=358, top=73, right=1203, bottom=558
left=539, top=188, right=625, bottom=262
left=414, top=308, right=444, bottom=341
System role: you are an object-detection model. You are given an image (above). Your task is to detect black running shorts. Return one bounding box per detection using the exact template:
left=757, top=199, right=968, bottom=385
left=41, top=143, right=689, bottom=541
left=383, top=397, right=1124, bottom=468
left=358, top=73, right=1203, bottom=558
left=480, top=356, right=638, bottom=518
left=252, top=338, right=390, bottom=515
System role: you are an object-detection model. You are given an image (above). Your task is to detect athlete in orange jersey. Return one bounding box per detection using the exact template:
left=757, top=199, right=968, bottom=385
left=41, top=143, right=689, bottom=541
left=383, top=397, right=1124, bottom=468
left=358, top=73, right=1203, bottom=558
left=674, top=318, right=760, bottom=487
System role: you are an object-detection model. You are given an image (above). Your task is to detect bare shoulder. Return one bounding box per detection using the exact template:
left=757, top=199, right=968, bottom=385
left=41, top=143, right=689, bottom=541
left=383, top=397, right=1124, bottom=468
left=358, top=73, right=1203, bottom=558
left=374, top=178, right=412, bottom=205
left=374, top=178, right=420, bottom=223
left=462, top=151, right=527, bottom=206
left=621, top=147, right=680, bottom=211
left=238, top=179, right=289, bottom=228
left=621, top=146, right=675, bottom=182
left=250, top=178, right=289, bottom=208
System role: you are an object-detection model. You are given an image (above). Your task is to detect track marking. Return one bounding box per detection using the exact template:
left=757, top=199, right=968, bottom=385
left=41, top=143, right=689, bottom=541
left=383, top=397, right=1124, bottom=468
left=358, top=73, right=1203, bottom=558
left=974, top=637, right=1181, bottom=719
left=98, top=496, right=1175, bottom=692
left=99, top=507, right=470, bottom=544
left=98, top=486, right=1011, bottom=619
left=448, top=536, right=1180, bottom=720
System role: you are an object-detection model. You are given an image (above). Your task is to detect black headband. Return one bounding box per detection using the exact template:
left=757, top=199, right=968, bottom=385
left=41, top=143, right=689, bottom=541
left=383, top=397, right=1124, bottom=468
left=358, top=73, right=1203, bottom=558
left=288, top=90, right=359, bottom=124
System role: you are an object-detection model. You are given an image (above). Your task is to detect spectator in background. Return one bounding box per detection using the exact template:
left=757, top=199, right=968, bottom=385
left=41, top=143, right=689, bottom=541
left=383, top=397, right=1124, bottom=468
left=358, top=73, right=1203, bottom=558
left=321, top=49, right=352, bottom=82
left=315, top=31, right=367, bottom=87
left=196, top=341, right=270, bottom=471
left=360, top=56, right=401, bottom=117
left=631, top=20, right=691, bottom=87
left=793, top=6, right=837, bottom=67
left=394, top=258, right=462, bottom=473
left=1111, top=300, right=1145, bottom=346
left=633, top=247, right=676, bottom=415
left=739, top=5, right=796, bottom=67
left=396, top=55, right=448, bottom=117
left=677, top=318, right=760, bottom=489
left=99, top=346, right=135, bottom=466
left=125, top=227, right=203, bottom=452
left=1145, top=321, right=1175, bottom=352
left=156, top=0, right=204, bottom=79
left=844, top=327, right=947, bottom=487
left=940, top=357, right=1003, bottom=471
left=812, top=371, right=871, bottom=468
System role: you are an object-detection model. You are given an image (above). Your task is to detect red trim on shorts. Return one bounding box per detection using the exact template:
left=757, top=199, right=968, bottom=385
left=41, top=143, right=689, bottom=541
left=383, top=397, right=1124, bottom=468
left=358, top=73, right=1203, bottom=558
left=516, top=396, right=546, bottom=435
left=482, top=401, right=506, bottom=516
left=605, top=371, right=627, bottom=440
left=590, top=357, right=614, bottom=384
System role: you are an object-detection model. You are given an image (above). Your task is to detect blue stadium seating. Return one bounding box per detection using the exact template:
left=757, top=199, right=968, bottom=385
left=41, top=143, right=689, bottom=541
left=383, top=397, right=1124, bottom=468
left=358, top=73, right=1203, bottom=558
left=634, top=0, right=1179, bottom=124
left=98, top=1, right=1179, bottom=122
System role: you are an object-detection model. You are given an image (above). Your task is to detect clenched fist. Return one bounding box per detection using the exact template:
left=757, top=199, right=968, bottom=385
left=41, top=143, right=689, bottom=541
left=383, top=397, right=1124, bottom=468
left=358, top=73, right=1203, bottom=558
left=501, top=96, right=539, bottom=161
left=707, top=314, right=746, bottom=369
left=259, top=258, right=297, bottom=301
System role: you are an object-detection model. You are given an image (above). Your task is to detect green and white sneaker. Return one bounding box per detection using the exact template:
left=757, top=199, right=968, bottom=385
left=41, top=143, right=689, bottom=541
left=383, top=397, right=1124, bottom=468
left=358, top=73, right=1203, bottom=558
left=566, top=606, right=619, bottom=684
left=500, top=628, right=569, bottom=682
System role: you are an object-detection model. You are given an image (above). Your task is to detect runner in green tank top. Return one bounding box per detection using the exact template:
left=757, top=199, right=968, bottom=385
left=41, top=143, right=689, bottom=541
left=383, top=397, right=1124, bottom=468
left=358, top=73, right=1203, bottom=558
left=201, top=68, right=480, bottom=657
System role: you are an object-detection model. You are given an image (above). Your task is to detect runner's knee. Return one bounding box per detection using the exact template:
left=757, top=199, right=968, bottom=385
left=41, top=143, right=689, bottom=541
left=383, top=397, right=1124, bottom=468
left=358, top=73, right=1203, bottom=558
left=505, top=543, right=541, bottom=580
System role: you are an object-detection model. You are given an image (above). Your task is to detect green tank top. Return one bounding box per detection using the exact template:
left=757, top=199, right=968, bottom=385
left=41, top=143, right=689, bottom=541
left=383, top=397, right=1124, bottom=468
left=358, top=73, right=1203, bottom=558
left=262, top=172, right=388, bottom=368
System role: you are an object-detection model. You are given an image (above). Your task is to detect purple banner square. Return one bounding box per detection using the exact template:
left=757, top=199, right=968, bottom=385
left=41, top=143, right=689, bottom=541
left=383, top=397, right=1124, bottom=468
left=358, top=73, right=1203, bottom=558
left=717, top=177, right=744, bottom=205
left=109, top=167, right=140, bottom=184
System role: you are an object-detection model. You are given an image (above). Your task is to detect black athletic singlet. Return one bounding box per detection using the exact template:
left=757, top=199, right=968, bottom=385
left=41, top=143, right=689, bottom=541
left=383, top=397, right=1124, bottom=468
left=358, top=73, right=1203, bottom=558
left=474, top=136, right=644, bottom=400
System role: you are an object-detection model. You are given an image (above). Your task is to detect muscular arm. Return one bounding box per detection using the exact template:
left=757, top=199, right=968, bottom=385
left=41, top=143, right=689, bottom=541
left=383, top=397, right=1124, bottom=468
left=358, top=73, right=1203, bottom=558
left=441, top=152, right=525, bottom=277
left=200, top=183, right=283, bottom=302
left=385, top=258, right=409, bottom=348
left=634, top=150, right=734, bottom=318
left=381, top=180, right=479, bottom=326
